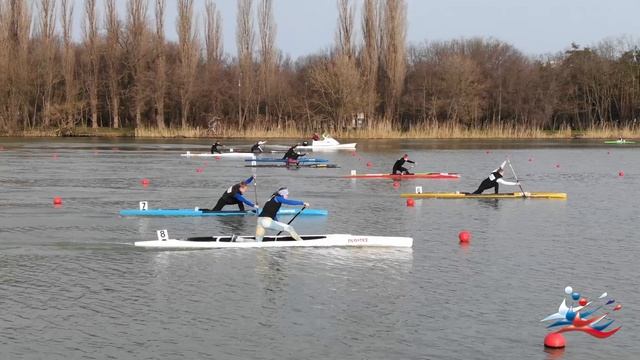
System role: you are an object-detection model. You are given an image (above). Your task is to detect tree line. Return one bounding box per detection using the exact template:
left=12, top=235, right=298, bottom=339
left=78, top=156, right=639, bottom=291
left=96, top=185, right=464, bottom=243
left=1, top=0, right=639, bottom=135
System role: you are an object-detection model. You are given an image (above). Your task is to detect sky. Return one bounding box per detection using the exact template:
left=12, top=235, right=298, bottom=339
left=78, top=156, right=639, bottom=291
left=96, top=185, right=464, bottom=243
left=99, top=0, right=640, bottom=58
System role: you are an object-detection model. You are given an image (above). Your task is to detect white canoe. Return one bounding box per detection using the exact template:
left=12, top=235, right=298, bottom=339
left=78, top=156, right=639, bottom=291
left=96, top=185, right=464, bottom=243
left=181, top=151, right=256, bottom=159
left=296, top=136, right=357, bottom=150
left=134, top=234, right=413, bottom=249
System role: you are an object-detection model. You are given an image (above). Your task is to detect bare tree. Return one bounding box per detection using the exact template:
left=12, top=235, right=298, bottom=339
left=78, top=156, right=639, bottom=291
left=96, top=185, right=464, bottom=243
left=337, top=0, right=355, bottom=60
left=4, top=0, right=31, bottom=130
left=60, top=0, right=76, bottom=127
left=204, top=0, right=223, bottom=116
left=176, top=0, right=199, bottom=128
left=83, top=0, right=99, bottom=128
left=236, top=0, right=254, bottom=128
left=380, top=0, right=407, bottom=121
left=37, top=0, right=57, bottom=127
left=153, top=0, right=166, bottom=128
left=361, top=0, right=379, bottom=123
left=104, top=0, right=121, bottom=128
left=126, top=0, right=149, bottom=128
left=258, top=0, right=276, bottom=123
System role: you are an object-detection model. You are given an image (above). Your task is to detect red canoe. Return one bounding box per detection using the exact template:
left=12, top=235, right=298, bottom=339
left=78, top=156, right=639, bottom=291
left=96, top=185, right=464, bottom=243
left=344, top=172, right=460, bottom=180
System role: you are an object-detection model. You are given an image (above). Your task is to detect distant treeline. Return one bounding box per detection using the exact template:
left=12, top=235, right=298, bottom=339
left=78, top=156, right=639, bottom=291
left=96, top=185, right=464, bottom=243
left=1, top=0, right=639, bottom=136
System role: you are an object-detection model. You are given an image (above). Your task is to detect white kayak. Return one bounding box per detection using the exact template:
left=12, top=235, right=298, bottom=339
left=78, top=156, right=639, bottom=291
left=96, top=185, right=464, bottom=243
left=134, top=234, right=413, bottom=249
left=181, top=151, right=256, bottom=159
left=296, top=136, right=356, bottom=150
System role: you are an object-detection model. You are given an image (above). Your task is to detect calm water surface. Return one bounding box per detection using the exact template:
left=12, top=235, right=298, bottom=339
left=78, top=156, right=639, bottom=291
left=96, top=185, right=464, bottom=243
left=0, top=138, right=639, bottom=359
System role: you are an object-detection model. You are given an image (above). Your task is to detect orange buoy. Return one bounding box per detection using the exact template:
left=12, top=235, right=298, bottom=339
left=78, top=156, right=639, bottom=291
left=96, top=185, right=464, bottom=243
left=544, top=333, right=566, bottom=348
left=406, top=198, right=415, bottom=207
left=141, top=178, right=150, bottom=186
left=53, top=196, right=63, bottom=205
left=458, top=231, right=471, bottom=243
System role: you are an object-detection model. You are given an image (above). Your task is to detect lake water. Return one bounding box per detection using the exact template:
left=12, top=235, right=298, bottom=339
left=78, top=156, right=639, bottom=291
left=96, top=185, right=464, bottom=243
left=0, top=138, right=638, bottom=359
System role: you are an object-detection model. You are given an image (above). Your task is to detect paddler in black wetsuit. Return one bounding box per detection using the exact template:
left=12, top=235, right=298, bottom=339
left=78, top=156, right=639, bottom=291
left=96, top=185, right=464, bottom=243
left=392, top=154, right=415, bottom=175
left=471, top=161, right=520, bottom=194
left=282, top=144, right=306, bottom=165
left=255, top=187, right=309, bottom=242
left=250, top=140, right=266, bottom=153
left=212, top=175, right=258, bottom=211
left=210, top=141, right=223, bottom=154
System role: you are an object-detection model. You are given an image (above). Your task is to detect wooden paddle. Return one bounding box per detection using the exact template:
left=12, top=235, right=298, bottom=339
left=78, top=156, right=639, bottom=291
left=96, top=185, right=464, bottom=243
left=277, top=205, right=306, bottom=236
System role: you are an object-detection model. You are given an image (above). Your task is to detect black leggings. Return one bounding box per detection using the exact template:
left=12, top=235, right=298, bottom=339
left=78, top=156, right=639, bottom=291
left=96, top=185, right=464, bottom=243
left=213, top=197, right=245, bottom=211
left=393, top=166, right=413, bottom=175
left=473, top=179, right=498, bottom=194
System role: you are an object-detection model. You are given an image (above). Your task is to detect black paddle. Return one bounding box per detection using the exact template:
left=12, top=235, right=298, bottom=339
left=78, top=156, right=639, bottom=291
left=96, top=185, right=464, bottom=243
left=276, top=205, right=306, bottom=236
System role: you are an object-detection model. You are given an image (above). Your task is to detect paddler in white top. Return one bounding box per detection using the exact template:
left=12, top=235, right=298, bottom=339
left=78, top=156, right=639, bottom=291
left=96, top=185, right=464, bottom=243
left=471, top=160, right=520, bottom=194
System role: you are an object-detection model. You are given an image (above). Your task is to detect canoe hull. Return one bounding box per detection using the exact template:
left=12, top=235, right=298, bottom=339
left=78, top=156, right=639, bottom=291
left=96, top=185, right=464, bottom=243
left=400, top=192, right=567, bottom=199
left=245, top=158, right=328, bottom=163
left=134, top=234, right=412, bottom=248
left=181, top=152, right=256, bottom=158
left=297, top=143, right=357, bottom=150
left=345, top=172, right=460, bottom=180
left=120, top=208, right=328, bottom=217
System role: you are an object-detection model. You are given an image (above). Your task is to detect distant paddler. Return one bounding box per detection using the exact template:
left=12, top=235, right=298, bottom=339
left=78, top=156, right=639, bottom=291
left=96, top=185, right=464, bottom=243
left=256, top=187, right=309, bottom=242
left=250, top=140, right=267, bottom=153
left=471, top=160, right=520, bottom=194
left=392, top=154, right=415, bottom=175
left=212, top=175, right=259, bottom=211
left=210, top=141, right=223, bottom=154
left=282, top=144, right=306, bottom=165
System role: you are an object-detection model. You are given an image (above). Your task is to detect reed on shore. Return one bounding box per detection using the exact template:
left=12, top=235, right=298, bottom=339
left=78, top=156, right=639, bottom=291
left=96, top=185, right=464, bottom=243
left=7, top=122, right=637, bottom=139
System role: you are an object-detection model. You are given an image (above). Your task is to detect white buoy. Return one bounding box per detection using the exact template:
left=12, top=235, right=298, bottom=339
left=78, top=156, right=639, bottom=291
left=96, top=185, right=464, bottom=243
left=350, top=169, right=357, bottom=175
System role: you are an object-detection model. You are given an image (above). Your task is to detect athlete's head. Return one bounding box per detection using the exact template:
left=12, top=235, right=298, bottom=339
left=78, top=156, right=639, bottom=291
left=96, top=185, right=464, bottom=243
left=277, top=187, right=289, bottom=198
left=403, top=154, right=409, bottom=160
left=238, top=181, right=248, bottom=193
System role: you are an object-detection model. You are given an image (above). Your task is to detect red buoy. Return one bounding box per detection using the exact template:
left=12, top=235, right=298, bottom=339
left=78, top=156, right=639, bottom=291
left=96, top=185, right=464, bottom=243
left=579, top=298, right=588, bottom=306
left=614, top=304, right=622, bottom=311
left=215, top=156, right=221, bottom=160
left=618, top=171, right=624, bottom=177
left=458, top=231, right=471, bottom=243
left=141, top=178, right=150, bottom=186
left=392, top=181, right=400, bottom=188
left=555, top=164, right=560, bottom=168
left=406, top=198, right=415, bottom=207
left=53, top=196, right=63, bottom=205
left=366, top=162, right=372, bottom=167
left=544, top=333, right=566, bottom=348
left=196, top=167, right=204, bottom=173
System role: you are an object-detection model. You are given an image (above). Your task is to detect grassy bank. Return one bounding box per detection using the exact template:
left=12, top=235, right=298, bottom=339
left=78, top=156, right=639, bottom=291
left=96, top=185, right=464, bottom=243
left=3, top=123, right=640, bottom=139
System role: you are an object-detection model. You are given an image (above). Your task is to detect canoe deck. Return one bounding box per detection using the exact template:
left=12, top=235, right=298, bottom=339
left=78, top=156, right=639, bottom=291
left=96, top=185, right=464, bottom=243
left=134, top=234, right=413, bottom=248
left=245, top=163, right=339, bottom=168
left=345, top=172, right=460, bottom=180
left=120, top=208, right=328, bottom=217
left=400, top=192, right=567, bottom=199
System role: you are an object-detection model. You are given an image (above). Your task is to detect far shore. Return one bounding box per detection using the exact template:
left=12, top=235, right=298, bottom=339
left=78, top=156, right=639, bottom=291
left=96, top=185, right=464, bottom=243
left=1, top=125, right=639, bottom=140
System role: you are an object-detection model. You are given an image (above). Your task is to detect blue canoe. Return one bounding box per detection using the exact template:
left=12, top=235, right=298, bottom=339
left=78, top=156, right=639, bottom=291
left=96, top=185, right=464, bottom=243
left=119, top=208, right=328, bottom=217
left=246, top=157, right=328, bottom=163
